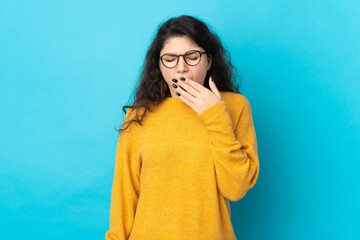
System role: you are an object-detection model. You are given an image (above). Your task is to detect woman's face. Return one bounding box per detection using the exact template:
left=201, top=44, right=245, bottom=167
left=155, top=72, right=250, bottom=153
left=159, top=36, right=212, bottom=97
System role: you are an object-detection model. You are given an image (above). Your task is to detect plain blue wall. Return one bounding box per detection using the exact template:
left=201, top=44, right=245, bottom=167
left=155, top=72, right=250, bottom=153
left=1, top=0, right=359, bottom=239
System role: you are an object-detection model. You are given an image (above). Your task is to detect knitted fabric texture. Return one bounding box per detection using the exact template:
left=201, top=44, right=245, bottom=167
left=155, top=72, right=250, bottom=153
left=105, top=91, right=260, bottom=240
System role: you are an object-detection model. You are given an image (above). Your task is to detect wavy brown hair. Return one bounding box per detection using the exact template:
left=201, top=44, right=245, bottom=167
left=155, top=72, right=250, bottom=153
left=115, top=15, right=242, bottom=135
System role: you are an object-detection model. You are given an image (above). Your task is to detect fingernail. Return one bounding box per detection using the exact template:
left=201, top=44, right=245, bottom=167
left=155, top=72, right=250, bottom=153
left=172, top=84, right=177, bottom=88
left=180, top=77, right=186, bottom=81
left=172, top=78, right=178, bottom=83
left=176, top=92, right=181, bottom=96
left=211, top=77, right=214, bottom=81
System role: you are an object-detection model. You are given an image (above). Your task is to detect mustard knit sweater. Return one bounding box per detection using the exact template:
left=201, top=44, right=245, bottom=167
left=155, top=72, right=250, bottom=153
left=105, top=91, right=260, bottom=240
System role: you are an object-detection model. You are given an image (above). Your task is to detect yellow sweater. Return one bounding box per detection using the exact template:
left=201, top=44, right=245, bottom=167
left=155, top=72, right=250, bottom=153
left=105, top=91, right=260, bottom=240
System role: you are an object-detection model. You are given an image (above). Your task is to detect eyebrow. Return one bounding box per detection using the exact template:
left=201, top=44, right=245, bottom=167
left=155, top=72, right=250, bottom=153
left=161, top=49, right=202, bottom=56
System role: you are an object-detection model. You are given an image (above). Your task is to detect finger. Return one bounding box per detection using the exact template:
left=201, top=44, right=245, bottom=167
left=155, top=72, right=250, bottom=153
left=172, top=82, right=197, bottom=102
left=179, top=77, right=209, bottom=94
left=177, top=89, right=198, bottom=109
left=209, top=76, right=221, bottom=98
left=176, top=79, right=199, bottom=99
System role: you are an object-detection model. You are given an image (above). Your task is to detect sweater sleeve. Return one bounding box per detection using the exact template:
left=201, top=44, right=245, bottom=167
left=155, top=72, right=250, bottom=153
left=105, top=109, right=142, bottom=240
left=197, top=96, right=260, bottom=202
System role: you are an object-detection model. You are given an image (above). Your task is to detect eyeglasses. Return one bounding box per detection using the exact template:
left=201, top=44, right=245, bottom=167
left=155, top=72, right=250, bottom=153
left=160, top=50, right=207, bottom=69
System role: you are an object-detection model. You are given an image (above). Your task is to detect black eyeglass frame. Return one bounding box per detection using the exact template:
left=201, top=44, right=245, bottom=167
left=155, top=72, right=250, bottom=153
left=160, top=50, right=207, bottom=69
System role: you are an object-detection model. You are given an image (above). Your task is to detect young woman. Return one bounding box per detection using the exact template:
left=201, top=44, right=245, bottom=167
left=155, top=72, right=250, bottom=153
left=105, top=15, right=260, bottom=240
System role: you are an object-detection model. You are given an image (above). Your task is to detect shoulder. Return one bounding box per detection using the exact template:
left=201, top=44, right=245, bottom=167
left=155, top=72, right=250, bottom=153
left=121, top=107, right=145, bottom=136
left=219, top=91, right=254, bottom=127
left=220, top=91, right=256, bottom=131
left=124, top=106, right=147, bottom=122
left=220, top=91, right=251, bottom=110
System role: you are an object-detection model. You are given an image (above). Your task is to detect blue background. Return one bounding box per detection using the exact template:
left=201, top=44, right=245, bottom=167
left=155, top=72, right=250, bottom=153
left=1, top=0, right=359, bottom=239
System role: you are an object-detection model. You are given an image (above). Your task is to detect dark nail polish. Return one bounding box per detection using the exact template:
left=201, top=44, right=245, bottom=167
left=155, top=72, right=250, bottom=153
left=172, top=78, right=178, bottom=83
left=176, top=92, right=181, bottom=96
left=180, top=77, right=186, bottom=81
left=172, top=84, right=177, bottom=88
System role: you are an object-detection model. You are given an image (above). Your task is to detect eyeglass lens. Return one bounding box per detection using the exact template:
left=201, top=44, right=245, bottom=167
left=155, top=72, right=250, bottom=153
left=162, top=51, right=201, bottom=68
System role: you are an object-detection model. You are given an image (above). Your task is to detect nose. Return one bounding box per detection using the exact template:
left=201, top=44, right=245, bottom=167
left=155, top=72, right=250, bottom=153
left=176, top=55, right=188, bottom=73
